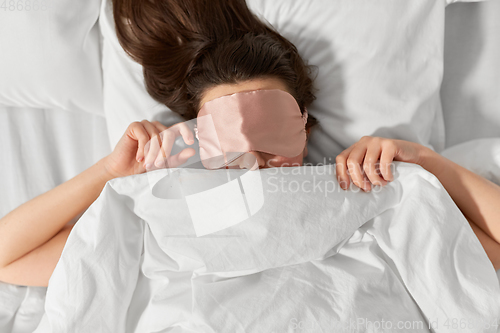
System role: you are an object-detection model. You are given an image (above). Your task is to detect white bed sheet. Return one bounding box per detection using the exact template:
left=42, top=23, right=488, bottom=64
left=0, top=107, right=110, bottom=218
left=4, top=133, right=500, bottom=333
left=0, top=283, right=46, bottom=333
left=34, top=163, right=500, bottom=332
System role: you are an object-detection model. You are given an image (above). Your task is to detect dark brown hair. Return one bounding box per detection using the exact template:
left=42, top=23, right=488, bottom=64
left=112, top=0, right=318, bottom=129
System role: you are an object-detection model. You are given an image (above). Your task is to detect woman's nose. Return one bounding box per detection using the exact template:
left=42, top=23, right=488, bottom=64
left=237, top=151, right=265, bottom=170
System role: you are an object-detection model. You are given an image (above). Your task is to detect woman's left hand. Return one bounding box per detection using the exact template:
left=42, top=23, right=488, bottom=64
left=335, top=136, right=427, bottom=192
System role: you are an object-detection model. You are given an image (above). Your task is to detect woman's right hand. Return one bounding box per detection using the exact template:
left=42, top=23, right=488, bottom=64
left=103, top=120, right=196, bottom=179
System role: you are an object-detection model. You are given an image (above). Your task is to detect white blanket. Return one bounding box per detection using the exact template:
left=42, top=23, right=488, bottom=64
left=34, top=163, right=500, bottom=333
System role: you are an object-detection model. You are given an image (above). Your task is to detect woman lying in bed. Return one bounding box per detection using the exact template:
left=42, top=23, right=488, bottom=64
left=0, top=0, right=499, bottom=287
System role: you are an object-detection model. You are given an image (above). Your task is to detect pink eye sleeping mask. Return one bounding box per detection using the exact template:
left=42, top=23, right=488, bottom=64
left=196, top=89, right=308, bottom=169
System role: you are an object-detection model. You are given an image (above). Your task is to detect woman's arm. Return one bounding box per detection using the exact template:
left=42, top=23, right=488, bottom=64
left=418, top=147, right=500, bottom=245
left=0, top=225, right=74, bottom=286
left=0, top=159, right=115, bottom=287
left=0, top=159, right=113, bottom=269
left=336, top=136, right=500, bottom=269
left=0, top=120, right=195, bottom=286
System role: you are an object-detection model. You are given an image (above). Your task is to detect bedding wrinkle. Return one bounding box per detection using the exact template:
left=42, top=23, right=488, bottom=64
left=32, top=164, right=500, bottom=332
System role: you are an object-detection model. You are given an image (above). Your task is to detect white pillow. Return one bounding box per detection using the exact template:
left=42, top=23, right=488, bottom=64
left=247, top=0, right=450, bottom=164
left=101, top=0, right=449, bottom=161
left=0, top=0, right=103, bottom=115
left=441, top=0, right=500, bottom=148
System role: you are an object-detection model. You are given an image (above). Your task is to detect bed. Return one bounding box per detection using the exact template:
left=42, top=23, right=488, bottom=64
left=0, top=0, right=499, bottom=332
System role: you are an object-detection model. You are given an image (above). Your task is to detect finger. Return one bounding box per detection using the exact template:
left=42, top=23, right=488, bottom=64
left=145, top=138, right=162, bottom=171
left=155, top=129, right=177, bottom=168
left=156, top=122, right=196, bottom=167
left=151, top=121, right=168, bottom=132
left=346, top=145, right=370, bottom=191
left=379, top=143, right=396, bottom=182
left=128, top=122, right=150, bottom=163
left=152, top=121, right=176, bottom=159
left=362, top=173, right=373, bottom=192
left=360, top=167, right=372, bottom=192
left=144, top=135, right=161, bottom=165
left=133, top=159, right=147, bottom=175
left=363, top=144, right=387, bottom=187
left=175, top=122, right=195, bottom=145
left=141, top=121, right=162, bottom=170
left=335, top=146, right=354, bottom=190
left=165, top=148, right=196, bottom=168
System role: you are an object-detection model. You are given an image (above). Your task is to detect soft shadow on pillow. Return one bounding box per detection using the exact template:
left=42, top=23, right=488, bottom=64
left=0, top=0, right=103, bottom=115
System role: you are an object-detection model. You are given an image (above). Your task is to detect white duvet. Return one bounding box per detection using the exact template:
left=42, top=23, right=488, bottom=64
left=34, top=162, right=500, bottom=333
